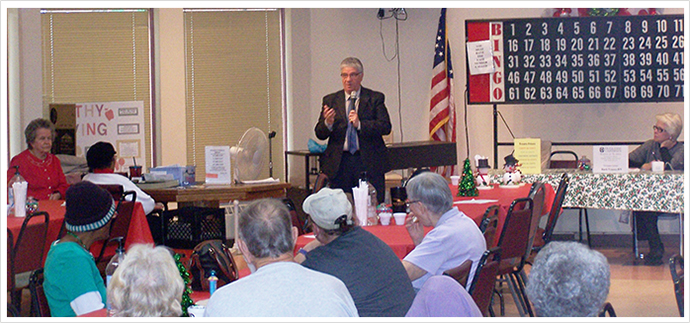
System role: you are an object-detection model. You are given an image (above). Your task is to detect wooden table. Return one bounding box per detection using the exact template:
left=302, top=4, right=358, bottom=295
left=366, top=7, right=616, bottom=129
left=142, top=182, right=291, bottom=208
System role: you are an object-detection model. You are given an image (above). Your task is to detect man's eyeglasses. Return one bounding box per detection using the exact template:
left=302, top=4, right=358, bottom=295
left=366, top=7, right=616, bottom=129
left=653, top=125, right=666, bottom=133
left=406, top=200, right=421, bottom=208
left=340, top=72, right=361, bottom=79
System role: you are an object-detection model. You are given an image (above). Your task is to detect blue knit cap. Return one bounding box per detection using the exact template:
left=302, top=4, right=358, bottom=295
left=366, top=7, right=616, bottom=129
left=64, top=181, right=116, bottom=232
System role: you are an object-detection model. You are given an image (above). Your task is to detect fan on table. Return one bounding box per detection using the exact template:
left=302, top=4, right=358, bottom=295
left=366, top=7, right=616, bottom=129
left=230, top=127, right=277, bottom=184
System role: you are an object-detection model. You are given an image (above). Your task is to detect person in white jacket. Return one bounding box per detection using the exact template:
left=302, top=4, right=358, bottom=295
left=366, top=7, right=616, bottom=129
left=82, top=141, right=162, bottom=214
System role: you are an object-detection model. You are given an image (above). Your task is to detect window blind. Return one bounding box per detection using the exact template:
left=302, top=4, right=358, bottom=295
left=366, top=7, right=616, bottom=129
left=184, top=9, right=284, bottom=182
left=41, top=9, right=152, bottom=167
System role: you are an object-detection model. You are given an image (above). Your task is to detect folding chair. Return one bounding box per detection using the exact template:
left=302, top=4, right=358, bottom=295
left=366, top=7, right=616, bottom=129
left=9, top=211, right=50, bottom=309
left=29, top=268, right=51, bottom=317
left=528, top=174, right=569, bottom=265
left=283, top=198, right=306, bottom=235
left=443, top=259, right=473, bottom=288
left=494, top=197, right=534, bottom=317
left=97, top=184, right=124, bottom=201
left=549, top=150, right=590, bottom=247
left=479, top=205, right=500, bottom=248
left=467, top=247, right=502, bottom=317
left=598, top=302, right=617, bottom=317
left=670, top=254, right=684, bottom=316
left=95, top=190, right=136, bottom=274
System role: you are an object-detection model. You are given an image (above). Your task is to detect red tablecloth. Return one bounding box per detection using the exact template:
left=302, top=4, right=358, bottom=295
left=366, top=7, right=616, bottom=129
left=294, top=182, right=554, bottom=256
left=295, top=225, right=433, bottom=259
left=79, top=290, right=211, bottom=317
left=453, top=183, right=555, bottom=246
left=7, top=199, right=153, bottom=265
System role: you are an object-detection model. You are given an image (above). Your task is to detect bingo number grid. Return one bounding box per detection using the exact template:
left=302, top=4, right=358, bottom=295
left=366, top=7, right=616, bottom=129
left=467, top=15, right=684, bottom=104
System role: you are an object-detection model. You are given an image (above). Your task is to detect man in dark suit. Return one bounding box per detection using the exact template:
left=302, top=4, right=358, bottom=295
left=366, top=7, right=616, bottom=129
left=315, top=57, right=391, bottom=203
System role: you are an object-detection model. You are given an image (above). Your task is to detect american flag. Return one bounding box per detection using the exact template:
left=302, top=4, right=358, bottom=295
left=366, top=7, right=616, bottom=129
left=429, top=8, right=456, bottom=177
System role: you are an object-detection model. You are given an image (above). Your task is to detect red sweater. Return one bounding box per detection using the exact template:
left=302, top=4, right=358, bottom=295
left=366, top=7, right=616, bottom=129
left=8, top=150, right=69, bottom=200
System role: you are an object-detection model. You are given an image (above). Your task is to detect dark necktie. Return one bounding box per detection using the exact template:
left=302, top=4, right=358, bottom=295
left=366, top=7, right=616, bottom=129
left=346, top=95, right=358, bottom=154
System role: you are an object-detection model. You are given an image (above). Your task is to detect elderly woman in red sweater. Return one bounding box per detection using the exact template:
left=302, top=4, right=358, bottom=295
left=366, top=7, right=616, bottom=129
left=8, top=118, right=69, bottom=200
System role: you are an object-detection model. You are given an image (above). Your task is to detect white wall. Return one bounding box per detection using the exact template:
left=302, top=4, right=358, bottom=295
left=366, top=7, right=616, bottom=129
left=285, top=8, right=686, bottom=236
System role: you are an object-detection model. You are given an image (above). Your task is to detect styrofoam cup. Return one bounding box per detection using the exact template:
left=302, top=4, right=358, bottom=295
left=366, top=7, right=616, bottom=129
left=187, top=305, right=206, bottom=317
left=393, top=212, right=407, bottom=225
left=379, top=212, right=392, bottom=225
left=450, top=175, right=461, bottom=185
left=651, top=161, right=664, bottom=172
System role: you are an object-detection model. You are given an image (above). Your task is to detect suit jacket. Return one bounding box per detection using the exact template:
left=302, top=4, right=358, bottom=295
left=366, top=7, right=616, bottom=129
left=315, top=87, right=392, bottom=179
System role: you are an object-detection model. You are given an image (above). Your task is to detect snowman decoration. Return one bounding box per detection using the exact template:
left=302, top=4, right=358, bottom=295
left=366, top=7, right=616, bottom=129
left=502, top=154, right=522, bottom=186
left=474, top=155, right=491, bottom=188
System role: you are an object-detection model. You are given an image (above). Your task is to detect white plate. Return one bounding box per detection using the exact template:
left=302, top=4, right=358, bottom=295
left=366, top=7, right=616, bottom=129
left=477, top=186, right=493, bottom=190
left=499, top=183, right=525, bottom=189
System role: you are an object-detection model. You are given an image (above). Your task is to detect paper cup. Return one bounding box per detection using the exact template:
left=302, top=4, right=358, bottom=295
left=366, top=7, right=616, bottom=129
left=129, top=165, right=143, bottom=178
left=379, top=212, right=392, bottom=225
left=187, top=305, right=206, bottom=317
left=651, top=161, right=664, bottom=172
left=393, top=212, right=407, bottom=225
left=450, top=175, right=461, bottom=186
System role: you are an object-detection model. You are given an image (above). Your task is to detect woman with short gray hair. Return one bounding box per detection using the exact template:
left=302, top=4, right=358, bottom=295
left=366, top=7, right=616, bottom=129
left=401, top=172, right=486, bottom=291
left=8, top=118, right=69, bottom=200
left=526, top=241, right=610, bottom=317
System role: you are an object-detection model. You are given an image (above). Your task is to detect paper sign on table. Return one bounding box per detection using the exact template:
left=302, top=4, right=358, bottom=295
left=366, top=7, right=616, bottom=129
left=514, top=138, right=541, bottom=174
left=592, top=145, right=629, bottom=173
left=205, top=146, right=232, bottom=184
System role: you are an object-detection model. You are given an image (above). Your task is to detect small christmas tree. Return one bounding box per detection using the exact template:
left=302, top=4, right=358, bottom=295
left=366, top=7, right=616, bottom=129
left=174, top=253, right=194, bottom=317
left=457, top=158, right=479, bottom=197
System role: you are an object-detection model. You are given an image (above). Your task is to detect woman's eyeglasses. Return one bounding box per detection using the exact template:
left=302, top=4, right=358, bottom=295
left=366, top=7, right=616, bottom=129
left=653, top=125, right=665, bottom=133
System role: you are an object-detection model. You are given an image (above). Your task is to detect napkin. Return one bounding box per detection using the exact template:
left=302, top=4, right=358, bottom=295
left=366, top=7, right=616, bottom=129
left=12, top=181, right=28, bottom=217
left=352, top=183, right=369, bottom=226
left=453, top=199, right=499, bottom=205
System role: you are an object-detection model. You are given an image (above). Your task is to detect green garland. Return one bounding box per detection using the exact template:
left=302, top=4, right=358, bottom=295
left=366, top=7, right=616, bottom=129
left=588, top=8, right=619, bottom=16
left=174, top=253, right=194, bottom=317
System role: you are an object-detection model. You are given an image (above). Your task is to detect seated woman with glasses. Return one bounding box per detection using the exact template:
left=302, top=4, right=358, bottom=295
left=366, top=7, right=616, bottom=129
left=400, top=172, right=486, bottom=291
left=629, top=112, right=684, bottom=265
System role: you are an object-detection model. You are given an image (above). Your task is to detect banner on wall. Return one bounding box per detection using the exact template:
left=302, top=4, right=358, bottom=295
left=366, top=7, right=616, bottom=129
left=75, top=101, right=146, bottom=174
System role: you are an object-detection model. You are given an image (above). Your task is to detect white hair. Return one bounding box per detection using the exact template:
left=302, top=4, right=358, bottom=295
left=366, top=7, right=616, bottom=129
left=656, top=112, right=683, bottom=140
left=107, top=244, right=184, bottom=317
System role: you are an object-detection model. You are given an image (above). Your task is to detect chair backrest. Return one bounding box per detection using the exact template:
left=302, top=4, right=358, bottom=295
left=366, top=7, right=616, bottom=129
left=598, top=302, right=617, bottom=317
left=479, top=205, right=500, bottom=248
left=96, top=190, right=136, bottom=264
left=29, top=268, right=51, bottom=317
left=98, top=184, right=125, bottom=201
left=13, top=211, right=50, bottom=274
left=495, top=197, right=533, bottom=275
left=109, top=190, right=137, bottom=238
left=549, top=150, right=578, bottom=169
left=467, top=247, right=502, bottom=317
left=525, top=182, right=546, bottom=256
left=282, top=198, right=305, bottom=235
left=670, top=253, right=684, bottom=317
left=7, top=302, right=20, bottom=317
left=7, top=229, right=14, bottom=292
left=542, top=174, right=569, bottom=245
left=313, top=172, right=329, bottom=194
left=443, top=259, right=473, bottom=288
